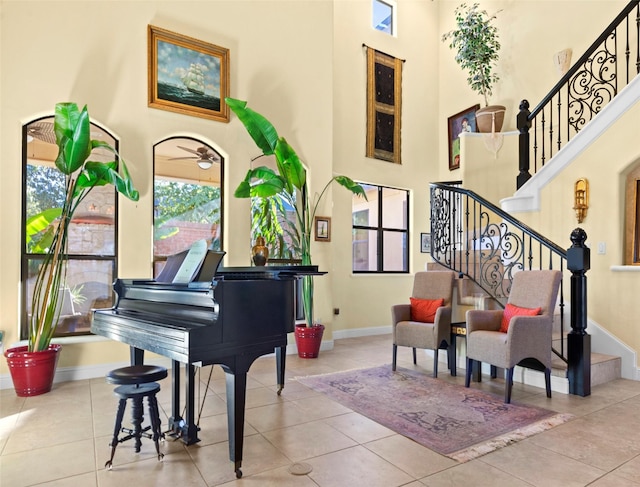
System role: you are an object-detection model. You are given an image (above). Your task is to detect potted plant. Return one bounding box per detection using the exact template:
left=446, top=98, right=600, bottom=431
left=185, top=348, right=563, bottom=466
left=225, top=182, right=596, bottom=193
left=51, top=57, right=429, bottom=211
left=226, top=97, right=366, bottom=357
left=442, top=2, right=505, bottom=133
left=4, top=102, right=139, bottom=396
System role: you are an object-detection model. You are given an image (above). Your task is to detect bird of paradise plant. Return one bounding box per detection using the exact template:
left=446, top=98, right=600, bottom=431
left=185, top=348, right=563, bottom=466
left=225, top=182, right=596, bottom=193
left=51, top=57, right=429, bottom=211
left=226, top=97, right=366, bottom=327
left=26, top=102, right=139, bottom=352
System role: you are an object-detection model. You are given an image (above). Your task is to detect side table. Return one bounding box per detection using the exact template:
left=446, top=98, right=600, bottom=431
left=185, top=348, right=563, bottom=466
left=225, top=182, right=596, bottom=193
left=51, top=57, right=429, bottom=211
left=448, top=321, right=482, bottom=381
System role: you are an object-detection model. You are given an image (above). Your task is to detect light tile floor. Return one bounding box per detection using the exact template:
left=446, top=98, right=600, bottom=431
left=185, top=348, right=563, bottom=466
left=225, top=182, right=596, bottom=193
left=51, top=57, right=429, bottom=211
left=2, top=334, right=640, bottom=486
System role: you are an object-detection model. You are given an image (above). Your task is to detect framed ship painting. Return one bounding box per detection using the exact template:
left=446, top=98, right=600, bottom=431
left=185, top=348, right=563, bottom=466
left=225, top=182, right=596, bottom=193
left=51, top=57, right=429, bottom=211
left=148, top=25, right=230, bottom=122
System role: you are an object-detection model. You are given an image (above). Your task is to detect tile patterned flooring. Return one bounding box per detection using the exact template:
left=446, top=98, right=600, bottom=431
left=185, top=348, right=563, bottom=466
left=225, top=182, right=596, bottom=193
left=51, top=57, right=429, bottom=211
left=1, top=334, right=640, bottom=486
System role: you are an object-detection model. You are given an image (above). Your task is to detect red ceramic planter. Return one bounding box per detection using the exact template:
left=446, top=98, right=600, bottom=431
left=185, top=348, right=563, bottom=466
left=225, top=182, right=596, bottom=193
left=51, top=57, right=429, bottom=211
left=294, top=323, right=325, bottom=358
left=4, top=344, right=62, bottom=397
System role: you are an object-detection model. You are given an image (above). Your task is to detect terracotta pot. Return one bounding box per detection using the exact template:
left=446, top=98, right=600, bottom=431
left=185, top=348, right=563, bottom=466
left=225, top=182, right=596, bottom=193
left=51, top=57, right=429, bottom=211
left=294, top=323, right=325, bottom=359
left=476, top=105, right=506, bottom=133
left=4, top=344, right=62, bottom=397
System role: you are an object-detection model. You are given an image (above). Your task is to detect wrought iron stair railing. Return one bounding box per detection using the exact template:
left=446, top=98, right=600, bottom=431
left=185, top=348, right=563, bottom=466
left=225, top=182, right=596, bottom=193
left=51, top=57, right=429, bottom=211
left=430, top=182, right=569, bottom=363
left=517, top=0, right=640, bottom=188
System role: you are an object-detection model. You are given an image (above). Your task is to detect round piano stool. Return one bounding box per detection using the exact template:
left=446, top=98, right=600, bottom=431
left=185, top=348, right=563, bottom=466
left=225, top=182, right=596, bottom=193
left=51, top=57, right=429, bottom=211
left=104, top=365, right=168, bottom=470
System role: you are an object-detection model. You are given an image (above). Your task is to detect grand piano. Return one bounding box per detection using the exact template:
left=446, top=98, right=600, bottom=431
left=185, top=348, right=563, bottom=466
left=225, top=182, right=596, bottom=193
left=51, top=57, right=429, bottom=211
left=91, top=249, right=321, bottom=478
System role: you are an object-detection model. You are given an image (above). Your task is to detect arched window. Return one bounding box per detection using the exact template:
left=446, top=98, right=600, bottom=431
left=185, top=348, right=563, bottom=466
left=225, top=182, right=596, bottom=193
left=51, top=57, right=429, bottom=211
left=153, top=136, right=224, bottom=276
left=21, top=117, right=119, bottom=339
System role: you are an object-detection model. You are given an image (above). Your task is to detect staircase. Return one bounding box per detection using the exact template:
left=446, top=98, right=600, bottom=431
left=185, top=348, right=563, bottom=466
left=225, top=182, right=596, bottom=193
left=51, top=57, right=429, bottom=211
left=516, top=0, right=639, bottom=190
left=428, top=183, right=623, bottom=394
left=427, top=1, right=640, bottom=392
left=509, top=0, right=638, bottom=386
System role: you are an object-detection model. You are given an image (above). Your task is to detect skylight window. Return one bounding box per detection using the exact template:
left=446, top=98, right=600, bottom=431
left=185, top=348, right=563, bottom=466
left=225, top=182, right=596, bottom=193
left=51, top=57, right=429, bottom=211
left=372, top=0, right=396, bottom=36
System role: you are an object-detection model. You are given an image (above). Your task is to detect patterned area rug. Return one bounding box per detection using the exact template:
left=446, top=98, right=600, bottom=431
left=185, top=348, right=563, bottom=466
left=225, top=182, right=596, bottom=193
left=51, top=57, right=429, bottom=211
left=296, top=365, right=573, bottom=462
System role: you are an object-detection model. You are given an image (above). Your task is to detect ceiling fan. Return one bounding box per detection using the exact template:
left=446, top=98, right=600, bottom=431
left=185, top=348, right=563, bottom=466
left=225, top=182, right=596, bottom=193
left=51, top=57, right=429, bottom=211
left=26, top=122, right=56, bottom=144
left=170, top=145, right=220, bottom=169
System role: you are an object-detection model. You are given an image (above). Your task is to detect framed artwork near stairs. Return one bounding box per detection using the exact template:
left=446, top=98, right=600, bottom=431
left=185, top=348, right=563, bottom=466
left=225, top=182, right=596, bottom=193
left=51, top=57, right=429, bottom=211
left=447, top=104, right=479, bottom=170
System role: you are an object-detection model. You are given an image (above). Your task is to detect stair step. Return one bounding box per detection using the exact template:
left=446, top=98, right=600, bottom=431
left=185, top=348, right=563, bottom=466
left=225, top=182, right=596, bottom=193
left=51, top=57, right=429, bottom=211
left=551, top=352, right=621, bottom=386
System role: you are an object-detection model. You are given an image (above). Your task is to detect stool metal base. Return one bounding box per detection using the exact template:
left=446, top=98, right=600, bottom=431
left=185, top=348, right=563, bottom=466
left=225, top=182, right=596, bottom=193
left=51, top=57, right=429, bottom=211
left=105, top=382, right=165, bottom=470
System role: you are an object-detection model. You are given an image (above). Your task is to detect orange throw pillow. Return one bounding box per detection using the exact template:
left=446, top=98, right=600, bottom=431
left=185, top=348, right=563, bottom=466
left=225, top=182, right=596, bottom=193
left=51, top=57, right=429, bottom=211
left=410, top=297, right=445, bottom=323
left=500, top=303, right=542, bottom=333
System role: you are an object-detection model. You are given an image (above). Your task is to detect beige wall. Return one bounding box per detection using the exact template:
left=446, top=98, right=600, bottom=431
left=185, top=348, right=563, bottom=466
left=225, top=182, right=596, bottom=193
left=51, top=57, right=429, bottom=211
left=0, top=0, right=335, bottom=372
left=1, top=0, right=638, bottom=375
left=331, top=0, right=441, bottom=333
left=440, top=1, right=640, bottom=368
left=514, top=101, right=640, bottom=363
left=437, top=0, right=628, bottom=141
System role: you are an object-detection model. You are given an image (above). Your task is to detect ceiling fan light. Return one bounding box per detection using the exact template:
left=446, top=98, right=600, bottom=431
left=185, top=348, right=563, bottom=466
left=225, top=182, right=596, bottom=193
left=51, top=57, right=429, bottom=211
left=197, top=159, right=213, bottom=170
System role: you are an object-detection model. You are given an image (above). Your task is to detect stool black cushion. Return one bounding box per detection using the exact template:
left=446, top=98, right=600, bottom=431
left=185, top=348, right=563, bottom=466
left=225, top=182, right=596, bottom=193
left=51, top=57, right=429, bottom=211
left=106, top=365, right=168, bottom=385
left=104, top=364, right=167, bottom=469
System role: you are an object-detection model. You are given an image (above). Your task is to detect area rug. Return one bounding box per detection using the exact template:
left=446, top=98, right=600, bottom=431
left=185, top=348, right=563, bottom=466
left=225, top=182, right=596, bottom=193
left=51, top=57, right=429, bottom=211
left=296, top=365, right=573, bottom=462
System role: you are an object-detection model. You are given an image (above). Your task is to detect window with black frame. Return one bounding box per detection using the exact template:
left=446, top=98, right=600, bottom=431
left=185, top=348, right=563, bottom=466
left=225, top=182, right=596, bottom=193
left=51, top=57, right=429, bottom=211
left=21, top=118, right=118, bottom=339
left=352, top=183, right=409, bottom=273
left=153, top=137, right=224, bottom=277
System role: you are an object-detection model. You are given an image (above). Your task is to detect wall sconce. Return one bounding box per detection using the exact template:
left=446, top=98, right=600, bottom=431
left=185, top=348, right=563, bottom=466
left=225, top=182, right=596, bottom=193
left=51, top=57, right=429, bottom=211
left=573, top=178, right=589, bottom=223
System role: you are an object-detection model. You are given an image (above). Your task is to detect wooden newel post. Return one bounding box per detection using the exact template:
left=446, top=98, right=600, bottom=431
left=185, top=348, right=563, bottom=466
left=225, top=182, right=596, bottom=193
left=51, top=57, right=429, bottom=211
left=567, top=227, right=591, bottom=396
left=517, top=99, right=532, bottom=190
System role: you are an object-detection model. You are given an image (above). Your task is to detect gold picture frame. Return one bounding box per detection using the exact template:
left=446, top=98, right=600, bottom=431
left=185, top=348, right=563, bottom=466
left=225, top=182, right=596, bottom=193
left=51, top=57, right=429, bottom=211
left=314, top=216, right=331, bottom=242
left=148, top=25, right=230, bottom=122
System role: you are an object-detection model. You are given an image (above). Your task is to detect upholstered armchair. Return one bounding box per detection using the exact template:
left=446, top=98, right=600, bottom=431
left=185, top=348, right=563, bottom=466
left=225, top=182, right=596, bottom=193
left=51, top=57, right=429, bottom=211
left=464, top=269, right=562, bottom=403
left=392, top=271, right=456, bottom=377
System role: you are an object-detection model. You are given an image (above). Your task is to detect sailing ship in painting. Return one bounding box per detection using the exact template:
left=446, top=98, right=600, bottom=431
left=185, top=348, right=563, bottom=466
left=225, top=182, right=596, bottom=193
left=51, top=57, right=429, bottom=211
left=182, top=63, right=205, bottom=95
left=157, top=60, right=220, bottom=112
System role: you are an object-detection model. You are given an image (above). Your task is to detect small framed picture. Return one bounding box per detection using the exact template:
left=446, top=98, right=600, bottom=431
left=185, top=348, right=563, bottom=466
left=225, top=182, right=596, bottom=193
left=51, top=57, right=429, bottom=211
left=148, top=25, right=230, bottom=122
left=420, top=233, right=431, bottom=253
left=447, top=104, right=480, bottom=170
left=314, top=216, right=331, bottom=242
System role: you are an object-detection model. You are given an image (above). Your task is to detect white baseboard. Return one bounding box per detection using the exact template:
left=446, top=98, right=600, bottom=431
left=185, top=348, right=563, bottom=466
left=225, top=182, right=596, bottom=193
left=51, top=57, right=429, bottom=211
left=0, top=342, right=337, bottom=390
left=588, top=318, right=639, bottom=380
left=3, top=323, right=637, bottom=390
left=0, top=356, right=173, bottom=391
left=332, top=325, right=392, bottom=340
left=429, top=350, right=570, bottom=395
left=514, top=365, right=569, bottom=395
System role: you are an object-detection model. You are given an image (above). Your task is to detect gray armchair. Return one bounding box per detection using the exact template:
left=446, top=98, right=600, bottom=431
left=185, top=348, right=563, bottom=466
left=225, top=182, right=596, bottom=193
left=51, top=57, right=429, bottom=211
left=392, top=271, right=456, bottom=377
left=464, top=269, right=562, bottom=403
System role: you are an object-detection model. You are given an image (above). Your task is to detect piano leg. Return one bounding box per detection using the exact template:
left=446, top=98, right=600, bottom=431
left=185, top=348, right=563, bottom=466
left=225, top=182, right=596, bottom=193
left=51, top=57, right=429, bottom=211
left=167, top=361, right=200, bottom=445
left=184, top=363, right=200, bottom=444
left=224, top=370, right=246, bottom=479
left=276, top=346, right=286, bottom=395
left=168, top=360, right=182, bottom=438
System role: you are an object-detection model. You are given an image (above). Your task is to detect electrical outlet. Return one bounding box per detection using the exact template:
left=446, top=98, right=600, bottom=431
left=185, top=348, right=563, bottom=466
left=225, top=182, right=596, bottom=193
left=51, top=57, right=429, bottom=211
left=333, top=308, right=340, bottom=315
left=597, top=242, right=606, bottom=255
